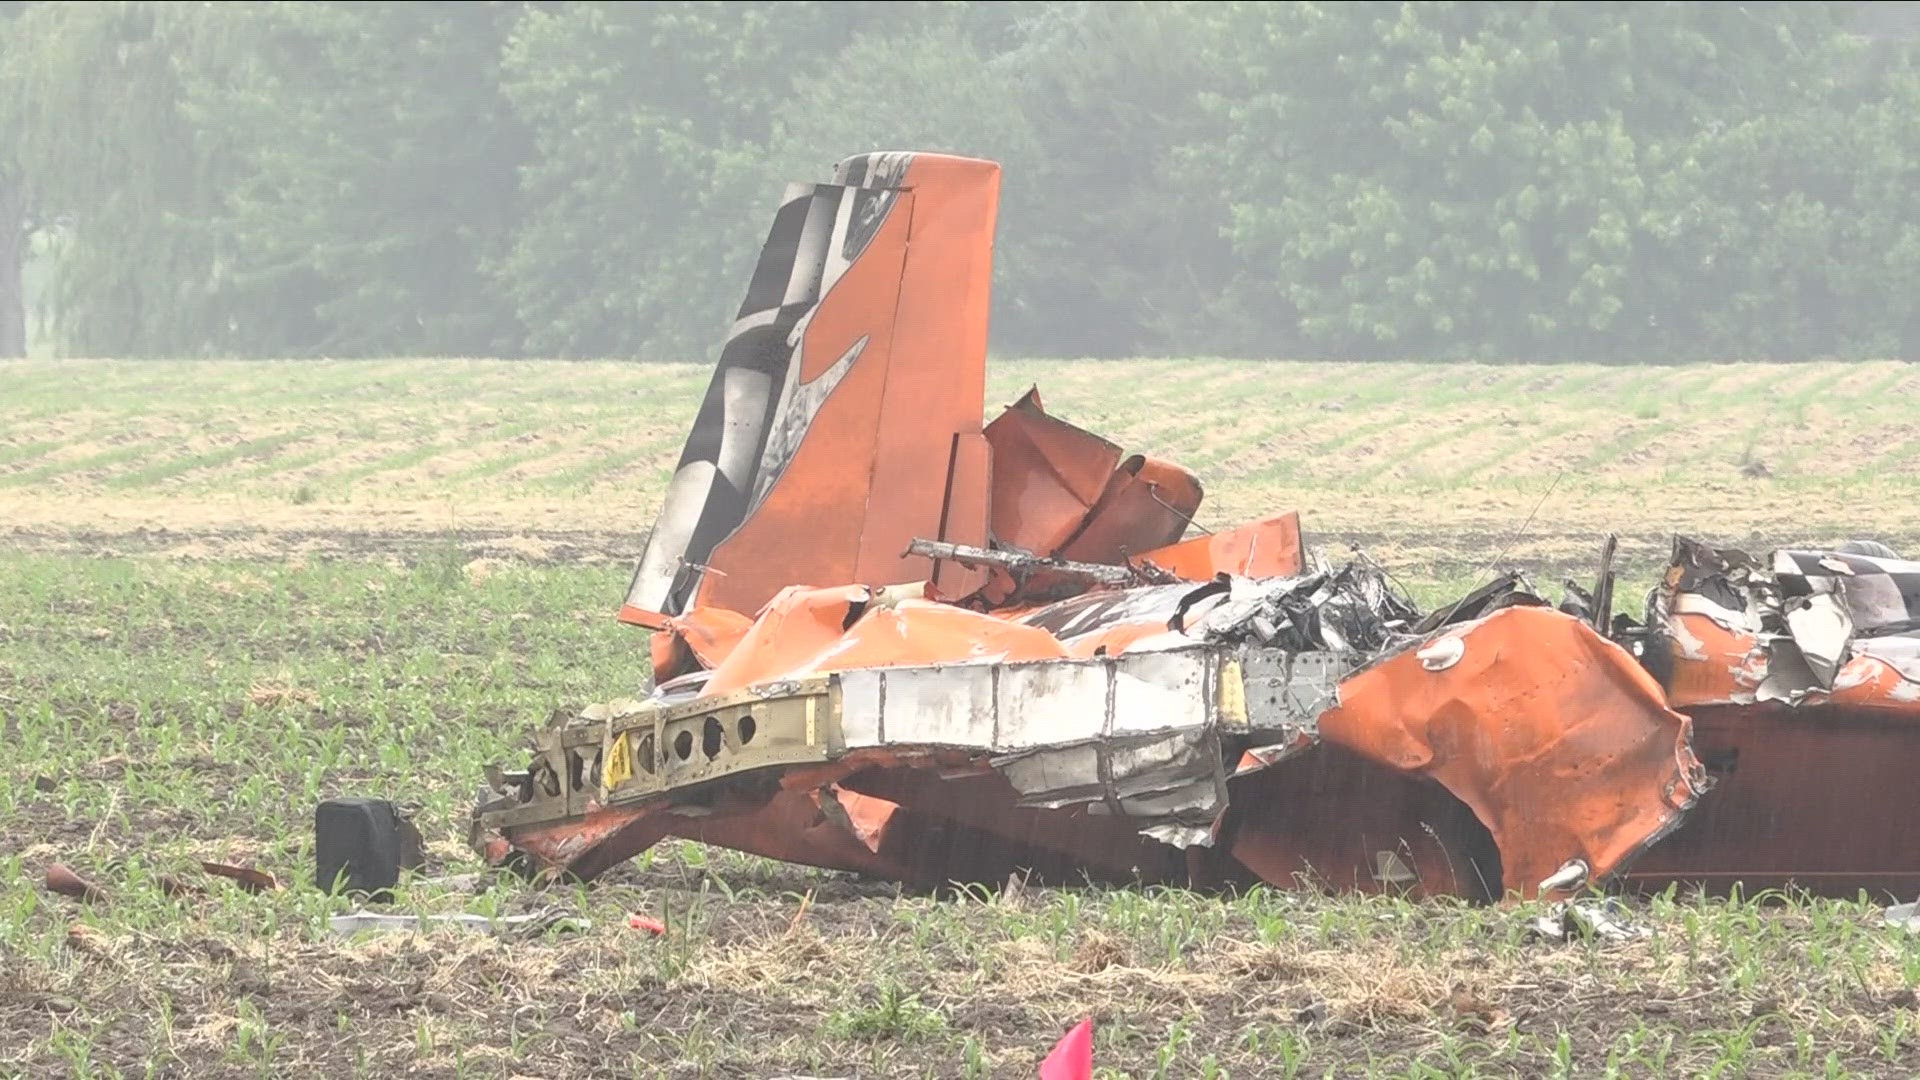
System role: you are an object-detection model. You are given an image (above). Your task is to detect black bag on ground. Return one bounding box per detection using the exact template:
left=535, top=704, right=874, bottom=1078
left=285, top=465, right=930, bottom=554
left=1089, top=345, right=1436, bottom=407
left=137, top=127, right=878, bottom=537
left=315, top=797, right=425, bottom=900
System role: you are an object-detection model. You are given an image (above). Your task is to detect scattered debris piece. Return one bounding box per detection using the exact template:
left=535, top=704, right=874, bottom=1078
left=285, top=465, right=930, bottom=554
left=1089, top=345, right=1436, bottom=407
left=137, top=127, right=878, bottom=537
left=1883, top=901, right=1920, bottom=932
left=158, top=874, right=206, bottom=898
left=45, top=864, right=106, bottom=903
left=1446, top=985, right=1508, bottom=1032
left=65, top=923, right=123, bottom=959
left=41, top=860, right=280, bottom=902
left=999, top=870, right=1033, bottom=911
left=785, top=888, right=815, bottom=935
left=329, top=909, right=588, bottom=939
left=1528, top=899, right=1650, bottom=944
left=626, top=913, right=666, bottom=935
left=201, top=861, right=280, bottom=894
left=414, top=872, right=487, bottom=894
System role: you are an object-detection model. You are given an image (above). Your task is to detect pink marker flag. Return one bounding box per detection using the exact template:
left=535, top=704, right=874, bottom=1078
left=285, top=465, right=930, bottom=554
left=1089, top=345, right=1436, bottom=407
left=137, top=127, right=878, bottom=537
left=1039, top=1018, right=1093, bottom=1080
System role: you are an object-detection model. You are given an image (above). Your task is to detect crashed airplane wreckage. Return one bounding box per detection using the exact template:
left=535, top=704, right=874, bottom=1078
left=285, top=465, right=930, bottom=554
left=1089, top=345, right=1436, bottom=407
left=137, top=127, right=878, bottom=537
left=472, top=153, right=1920, bottom=902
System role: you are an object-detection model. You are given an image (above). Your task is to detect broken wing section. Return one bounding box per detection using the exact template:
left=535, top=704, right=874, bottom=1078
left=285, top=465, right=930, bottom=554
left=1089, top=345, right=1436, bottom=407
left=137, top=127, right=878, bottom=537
left=480, top=640, right=1257, bottom=885
left=622, top=153, right=1001, bottom=628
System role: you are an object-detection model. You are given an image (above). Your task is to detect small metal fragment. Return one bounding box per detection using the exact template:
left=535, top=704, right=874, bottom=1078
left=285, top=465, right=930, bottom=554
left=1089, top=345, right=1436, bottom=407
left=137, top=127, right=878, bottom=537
left=903, top=537, right=1141, bottom=586
left=1529, top=898, right=1648, bottom=943
left=202, top=861, right=280, bottom=894
left=329, top=909, right=588, bottom=938
left=1885, top=902, right=1920, bottom=933
left=1417, top=636, right=1465, bottom=671
left=1538, top=858, right=1590, bottom=894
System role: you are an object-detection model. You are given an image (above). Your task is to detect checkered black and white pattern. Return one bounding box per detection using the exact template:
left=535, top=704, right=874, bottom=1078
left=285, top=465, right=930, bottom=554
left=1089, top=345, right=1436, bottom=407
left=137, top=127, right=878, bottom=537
left=1772, top=549, right=1920, bottom=636
left=625, top=154, right=918, bottom=619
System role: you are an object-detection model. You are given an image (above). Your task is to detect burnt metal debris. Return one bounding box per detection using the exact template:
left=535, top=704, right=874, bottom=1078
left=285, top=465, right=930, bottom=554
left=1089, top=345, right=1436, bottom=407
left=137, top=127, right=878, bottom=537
left=469, top=153, right=1920, bottom=903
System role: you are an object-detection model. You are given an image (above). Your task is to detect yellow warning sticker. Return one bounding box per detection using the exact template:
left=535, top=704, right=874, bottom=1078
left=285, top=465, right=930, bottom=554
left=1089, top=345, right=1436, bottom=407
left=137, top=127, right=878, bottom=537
left=603, top=731, right=634, bottom=789
left=1219, top=658, right=1248, bottom=727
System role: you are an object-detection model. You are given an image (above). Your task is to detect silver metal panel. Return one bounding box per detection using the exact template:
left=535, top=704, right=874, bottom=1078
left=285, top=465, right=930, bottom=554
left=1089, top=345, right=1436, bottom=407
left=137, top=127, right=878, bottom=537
left=836, top=669, right=885, bottom=748
left=993, top=661, right=1110, bottom=749
left=1106, top=733, right=1210, bottom=790
left=1241, top=650, right=1344, bottom=734
left=1118, top=787, right=1219, bottom=818
left=870, top=663, right=999, bottom=747
left=820, top=648, right=1238, bottom=850
left=1109, top=651, right=1213, bottom=735
left=1784, top=593, right=1852, bottom=688
left=996, top=746, right=1101, bottom=798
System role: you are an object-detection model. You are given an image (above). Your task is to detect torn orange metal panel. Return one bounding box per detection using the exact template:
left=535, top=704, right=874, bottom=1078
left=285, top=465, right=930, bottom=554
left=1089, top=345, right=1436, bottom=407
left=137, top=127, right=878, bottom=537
left=982, top=387, right=1124, bottom=558
left=1319, top=607, right=1707, bottom=897
left=649, top=606, right=754, bottom=686
left=1137, top=512, right=1305, bottom=582
left=697, top=584, right=883, bottom=696
left=1655, top=612, right=1766, bottom=709
left=1056, top=455, right=1204, bottom=567
left=1827, top=653, right=1920, bottom=710
left=701, top=583, right=1067, bottom=697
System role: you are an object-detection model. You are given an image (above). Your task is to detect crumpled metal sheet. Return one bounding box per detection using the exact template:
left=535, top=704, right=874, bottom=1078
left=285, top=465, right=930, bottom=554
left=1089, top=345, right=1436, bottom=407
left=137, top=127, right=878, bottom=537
left=1648, top=536, right=1920, bottom=711
left=1320, top=606, right=1708, bottom=896
left=1884, top=901, right=1920, bottom=933
left=1173, top=562, right=1423, bottom=654
left=1598, top=535, right=1920, bottom=900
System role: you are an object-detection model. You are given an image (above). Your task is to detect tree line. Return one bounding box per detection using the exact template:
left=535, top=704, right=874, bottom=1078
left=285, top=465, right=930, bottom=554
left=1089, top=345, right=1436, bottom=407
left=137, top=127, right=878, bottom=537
left=3, top=1, right=1919, bottom=362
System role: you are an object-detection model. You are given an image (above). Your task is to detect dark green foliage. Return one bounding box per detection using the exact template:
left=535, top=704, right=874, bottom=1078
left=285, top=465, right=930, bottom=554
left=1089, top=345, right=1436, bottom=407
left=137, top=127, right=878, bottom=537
left=0, top=1, right=237, bottom=356
left=2, top=1, right=1919, bottom=360
left=185, top=1, right=532, bottom=357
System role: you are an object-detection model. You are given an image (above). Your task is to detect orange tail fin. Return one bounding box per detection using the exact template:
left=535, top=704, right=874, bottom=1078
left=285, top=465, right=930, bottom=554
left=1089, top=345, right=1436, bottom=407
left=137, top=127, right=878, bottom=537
left=622, top=153, right=1001, bottom=627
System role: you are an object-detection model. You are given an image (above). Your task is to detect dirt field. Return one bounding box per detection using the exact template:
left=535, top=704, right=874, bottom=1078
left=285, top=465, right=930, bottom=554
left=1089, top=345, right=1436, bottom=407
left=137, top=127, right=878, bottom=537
left=5, top=358, right=1920, bottom=1078
left=7, top=358, right=1920, bottom=576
